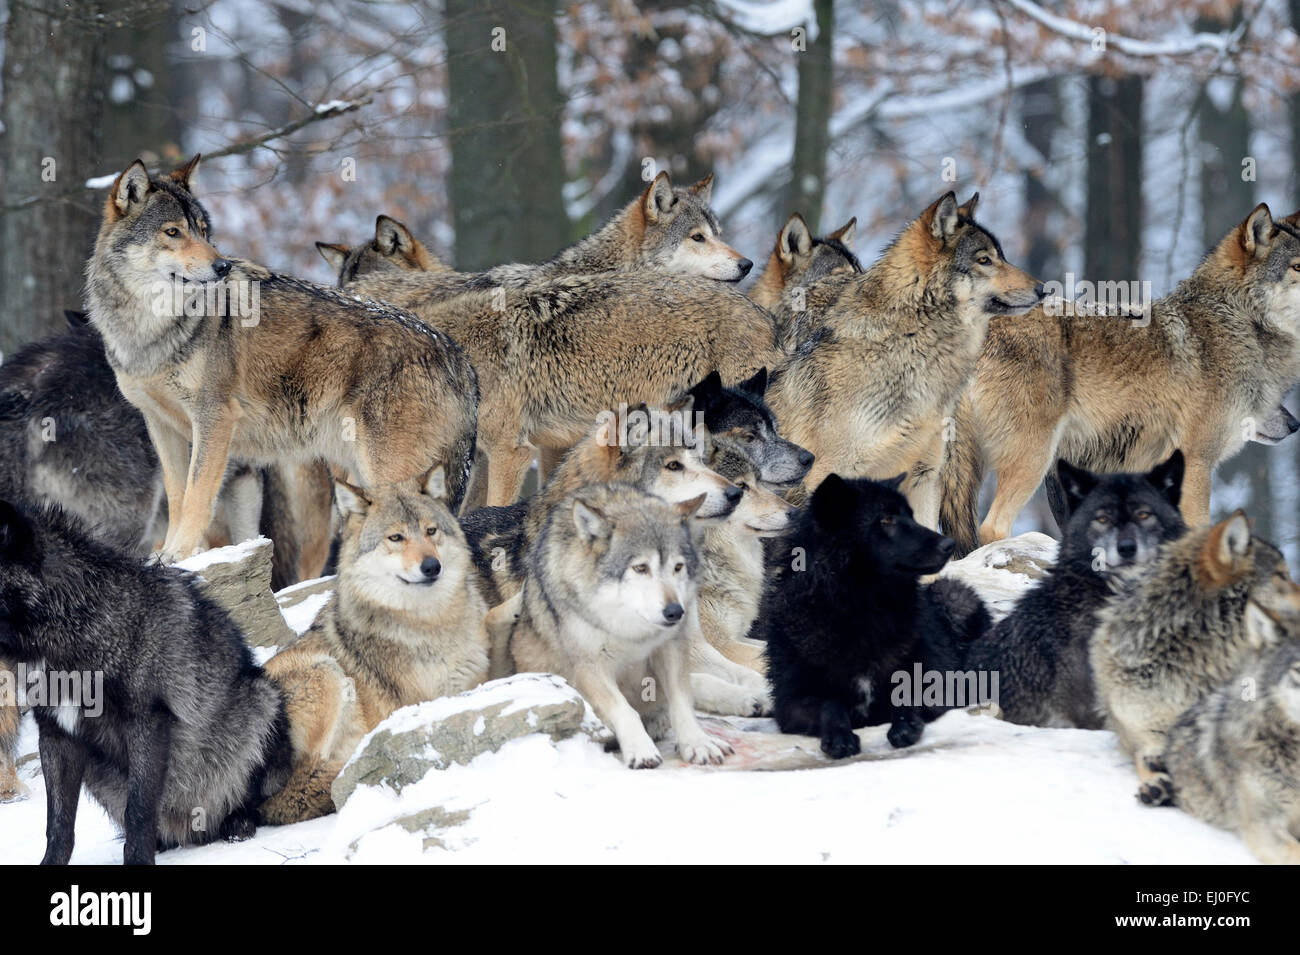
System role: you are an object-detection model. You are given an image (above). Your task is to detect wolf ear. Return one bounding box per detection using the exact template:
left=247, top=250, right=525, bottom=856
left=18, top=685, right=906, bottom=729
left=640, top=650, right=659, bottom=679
left=675, top=493, right=707, bottom=522
left=685, top=371, right=723, bottom=411
left=1055, top=459, right=1098, bottom=515
left=642, top=171, right=676, bottom=224
left=811, top=473, right=855, bottom=525
left=1244, top=601, right=1279, bottom=650
left=621, top=401, right=655, bottom=448
left=928, top=192, right=960, bottom=241
left=957, top=192, right=980, bottom=220
left=1242, top=203, right=1274, bottom=259
left=111, top=160, right=152, bottom=217
left=333, top=479, right=371, bottom=518
left=0, top=501, right=35, bottom=562
left=316, top=242, right=349, bottom=274
left=1144, top=449, right=1185, bottom=508
left=572, top=499, right=609, bottom=541
left=63, top=310, right=90, bottom=331
left=1218, top=510, right=1252, bottom=563
left=375, top=215, right=416, bottom=256
left=738, top=366, right=768, bottom=398
left=687, top=173, right=714, bottom=204
left=420, top=465, right=447, bottom=501
left=168, top=154, right=201, bottom=193
left=778, top=214, right=813, bottom=265
left=826, top=216, right=857, bottom=248
left=880, top=473, right=907, bottom=493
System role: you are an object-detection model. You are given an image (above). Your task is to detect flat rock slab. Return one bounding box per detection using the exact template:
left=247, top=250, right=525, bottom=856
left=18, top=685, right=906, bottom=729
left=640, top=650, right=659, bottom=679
left=176, top=537, right=294, bottom=648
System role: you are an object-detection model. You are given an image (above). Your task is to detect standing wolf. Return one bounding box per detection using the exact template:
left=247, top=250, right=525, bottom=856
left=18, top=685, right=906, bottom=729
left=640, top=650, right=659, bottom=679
left=322, top=172, right=752, bottom=292
left=766, top=192, right=1045, bottom=527
left=1165, top=608, right=1300, bottom=864
left=1092, top=511, right=1300, bottom=805
left=86, top=156, right=479, bottom=561
left=943, top=204, right=1300, bottom=551
left=261, top=467, right=489, bottom=824
left=964, top=452, right=1186, bottom=729
left=509, top=483, right=732, bottom=769
left=0, top=500, right=292, bottom=864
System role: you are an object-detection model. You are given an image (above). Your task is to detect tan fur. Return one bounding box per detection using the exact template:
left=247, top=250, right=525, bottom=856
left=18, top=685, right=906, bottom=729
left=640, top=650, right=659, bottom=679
left=767, top=193, right=1042, bottom=527
left=955, top=204, right=1300, bottom=547
left=0, top=660, right=25, bottom=803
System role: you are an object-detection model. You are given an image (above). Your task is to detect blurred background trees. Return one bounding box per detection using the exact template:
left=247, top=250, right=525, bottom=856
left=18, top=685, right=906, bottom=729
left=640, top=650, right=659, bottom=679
left=1, top=0, right=1298, bottom=547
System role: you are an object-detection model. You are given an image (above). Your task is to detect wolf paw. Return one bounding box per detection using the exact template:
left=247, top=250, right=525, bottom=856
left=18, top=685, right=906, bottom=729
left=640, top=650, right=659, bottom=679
left=821, top=729, right=860, bottom=759
left=1137, top=775, right=1175, bottom=807
left=678, top=734, right=732, bottom=766
left=219, top=811, right=258, bottom=842
left=0, top=779, right=30, bottom=803
left=622, top=741, right=664, bottom=770
left=887, top=719, right=924, bottom=749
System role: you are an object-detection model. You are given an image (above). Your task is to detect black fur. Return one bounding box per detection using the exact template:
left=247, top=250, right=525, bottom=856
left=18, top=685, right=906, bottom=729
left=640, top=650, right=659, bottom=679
left=966, top=451, right=1187, bottom=728
left=755, top=474, right=990, bottom=757
left=0, top=501, right=292, bottom=864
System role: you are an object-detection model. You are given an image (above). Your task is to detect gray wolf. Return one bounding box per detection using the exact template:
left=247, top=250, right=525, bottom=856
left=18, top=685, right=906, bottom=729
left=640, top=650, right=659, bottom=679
left=766, top=192, right=1045, bottom=528
left=943, top=203, right=1300, bottom=552
left=964, top=451, right=1186, bottom=729
left=323, top=172, right=751, bottom=292
left=508, top=483, right=732, bottom=768
left=0, top=500, right=292, bottom=864
left=1091, top=510, right=1300, bottom=805
left=748, top=212, right=862, bottom=347
left=85, top=156, right=479, bottom=560
left=316, top=214, right=449, bottom=285
left=260, top=466, right=488, bottom=824
left=1165, top=607, right=1300, bottom=864
left=758, top=474, right=991, bottom=758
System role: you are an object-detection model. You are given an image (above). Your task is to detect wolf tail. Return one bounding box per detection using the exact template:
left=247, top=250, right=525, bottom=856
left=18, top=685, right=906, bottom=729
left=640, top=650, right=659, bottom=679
left=939, top=398, right=983, bottom=557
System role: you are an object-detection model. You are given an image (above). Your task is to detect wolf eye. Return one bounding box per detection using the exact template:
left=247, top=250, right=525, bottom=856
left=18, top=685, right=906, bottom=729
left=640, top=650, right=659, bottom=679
left=632, top=563, right=650, bottom=575
left=164, top=227, right=181, bottom=238
left=1133, top=509, right=1151, bottom=521
left=975, top=253, right=992, bottom=266
left=426, top=527, right=438, bottom=537
left=692, top=233, right=706, bottom=243
left=674, top=562, right=685, bottom=573
left=665, top=460, right=683, bottom=471
left=1095, top=514, right=1110, bottom=525
left=880, top=515, right=895, bottom=526
left=388, top=533, right=404, bottom=542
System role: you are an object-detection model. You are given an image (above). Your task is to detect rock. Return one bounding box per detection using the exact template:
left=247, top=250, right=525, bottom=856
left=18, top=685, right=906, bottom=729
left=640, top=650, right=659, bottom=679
left=332, top=673, right=603, bottom=810
left=941, top=532, right=1057, bottom=621
left=176, top=537, right=294, bottom=648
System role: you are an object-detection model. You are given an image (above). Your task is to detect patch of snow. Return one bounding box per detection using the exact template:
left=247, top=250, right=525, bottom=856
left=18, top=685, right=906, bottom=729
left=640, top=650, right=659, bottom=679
left=280, top=591, right=332, bottom=636
left=174, top=536, right=268, bottom=574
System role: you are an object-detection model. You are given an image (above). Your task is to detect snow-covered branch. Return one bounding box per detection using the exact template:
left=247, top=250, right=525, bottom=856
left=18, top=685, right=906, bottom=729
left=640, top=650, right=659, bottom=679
left=999, top=0, right=1247, bottom=58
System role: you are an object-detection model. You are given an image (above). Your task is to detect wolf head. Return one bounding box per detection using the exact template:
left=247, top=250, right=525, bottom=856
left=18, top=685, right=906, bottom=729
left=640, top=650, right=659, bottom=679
left=93, top=156, right=229, bottom=287
left=589, top=396, right=740, bottom=521
left=1242, top=611, right=1300, bottom=723
left=559, top=483, right=704, bottom=634
left=1188, top=511, right=1299, bottom=627
left=1203, top=204, right=1300, bottom=336
left=317, top=214, right=444, bottom=286
left=750, top=213, right=862, bottom=309
left=332, top=467, right=471, bottom=613
left=807, top=473, right=956, bottom=577
left=883, top=191, right=1045, bottom=320
left=629, top=172, right=751, bottom=281
left=684, top=369, right=813, bottom=489
left=709, top=443, right=794, bottom=537
left=1053, top=451, right=1187, bottom=572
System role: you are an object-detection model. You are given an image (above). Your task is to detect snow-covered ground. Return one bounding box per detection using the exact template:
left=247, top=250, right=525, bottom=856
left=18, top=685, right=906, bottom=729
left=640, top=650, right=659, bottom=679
left=0, top=535, right=1258, bottom=865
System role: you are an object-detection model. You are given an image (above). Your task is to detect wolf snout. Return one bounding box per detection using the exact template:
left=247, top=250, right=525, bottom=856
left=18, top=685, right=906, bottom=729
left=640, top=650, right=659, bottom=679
left=211, top=257, right=233, bottom=279
left=937, top=537, right=956, bottom=558
left=736, top=258, right=753, bottom=277
left=724, top=484, right=743, bottom=503
left=1033, top=282, right=1047, bottom=300
left=419, top=556, right=442, bottom=580
left=1116, top=537, right=1138, bottom=561
left=662, top=602, right=684, bottom=624
left=798, top=449, right=815, bottom=468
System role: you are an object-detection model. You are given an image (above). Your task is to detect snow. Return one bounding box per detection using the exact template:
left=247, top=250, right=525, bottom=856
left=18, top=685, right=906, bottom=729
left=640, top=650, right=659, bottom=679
left=174, top=536, right=268, bottom=574
left=0, top=533, right=1259, bottom=865
left=280, top=591, right=333, bottom=636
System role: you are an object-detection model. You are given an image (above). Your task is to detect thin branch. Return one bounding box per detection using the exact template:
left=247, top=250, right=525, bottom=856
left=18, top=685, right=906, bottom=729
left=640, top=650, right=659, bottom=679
left=999, top=0, right=1247, bottom=59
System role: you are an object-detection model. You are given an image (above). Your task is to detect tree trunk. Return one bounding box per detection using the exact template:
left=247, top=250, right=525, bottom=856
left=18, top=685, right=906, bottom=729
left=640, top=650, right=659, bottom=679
left=1084, top=74, right=1143, bottom=282
left=0, top=0, right=109, bottom=354
left=786, top=0, right=834, bottom=232
left=1020, top=77, right=1062, bottom=280
left=444, top=0, right=569, bottom=270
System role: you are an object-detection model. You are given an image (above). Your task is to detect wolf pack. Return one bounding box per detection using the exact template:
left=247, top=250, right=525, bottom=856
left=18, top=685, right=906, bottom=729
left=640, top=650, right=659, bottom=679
left=1, top=153, right=1300, bottom=864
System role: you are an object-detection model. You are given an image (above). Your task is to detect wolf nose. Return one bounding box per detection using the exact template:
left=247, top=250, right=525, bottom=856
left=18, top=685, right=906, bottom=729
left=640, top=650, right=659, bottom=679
left=1116, top=538, right=1137, bottom=560
left=938, top=537, right=956, bottom=557
left=737, top=258, right=753, bottom=276
left=662, top=602, right=684, bottom=624
left=798, top=450, right=815, bottom=468
left=420, top=556, right=441, bottom=580
left=212, top=258, right=232, bottom=279
left=1033, top=282, right=1047, bottom=299
left=724, top=484, right=743, bottom=503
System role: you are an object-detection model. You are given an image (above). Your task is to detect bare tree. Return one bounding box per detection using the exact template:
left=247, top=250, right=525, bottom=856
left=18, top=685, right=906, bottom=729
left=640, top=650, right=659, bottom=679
left=786, top=0, right=834, bottom=230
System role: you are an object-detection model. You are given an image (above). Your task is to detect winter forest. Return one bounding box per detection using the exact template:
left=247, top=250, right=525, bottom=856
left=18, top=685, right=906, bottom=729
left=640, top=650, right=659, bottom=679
left=2, top=0, right=1300, bottom=551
